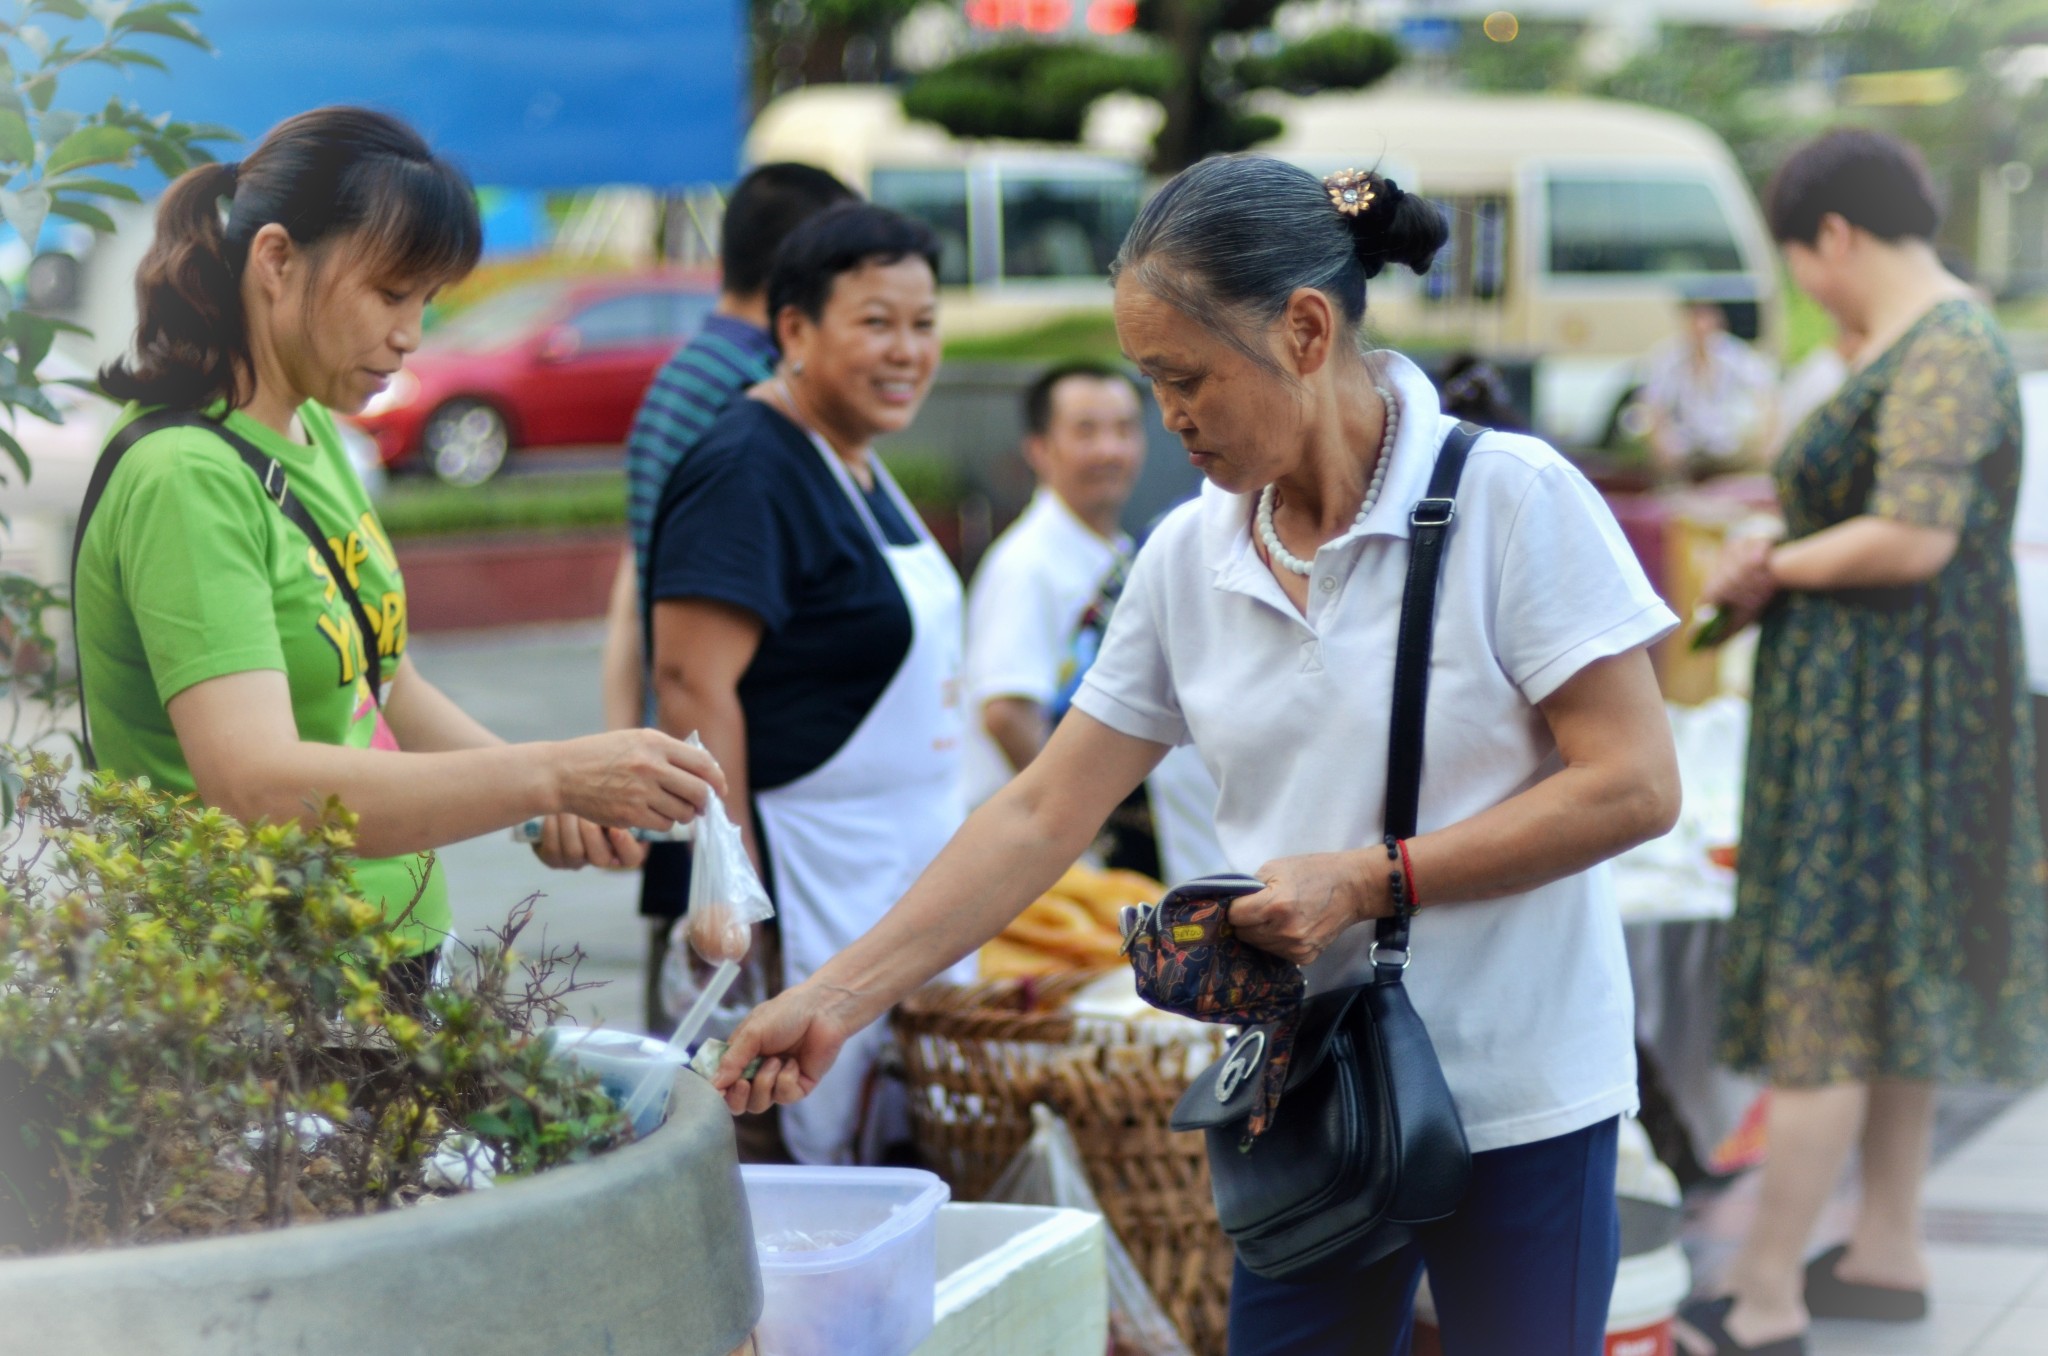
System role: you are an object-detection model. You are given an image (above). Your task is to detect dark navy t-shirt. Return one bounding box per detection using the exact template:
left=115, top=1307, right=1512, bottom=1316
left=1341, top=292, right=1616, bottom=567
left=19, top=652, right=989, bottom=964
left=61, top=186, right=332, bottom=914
left=647, top=396, right=918, bottom=793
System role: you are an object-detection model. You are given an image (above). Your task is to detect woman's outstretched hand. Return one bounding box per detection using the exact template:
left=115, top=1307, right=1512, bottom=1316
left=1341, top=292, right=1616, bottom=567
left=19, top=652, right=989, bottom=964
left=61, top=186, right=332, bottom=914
left=1230, top=851, right=1382, bottom=966
left=553, top=728, right=727, bottom=835
left=712, top=981, right=864, bottom=1115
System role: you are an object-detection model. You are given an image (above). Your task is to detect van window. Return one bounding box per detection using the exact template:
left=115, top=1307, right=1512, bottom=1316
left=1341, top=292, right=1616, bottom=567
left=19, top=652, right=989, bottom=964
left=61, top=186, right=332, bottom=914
left=1546, top=176, right=1744, bottom=275
left=996, top=170, right=1140, bottom=282
left=1423, top=194, right=1510, bottom=304
left=872, top=168, right=972, bottom=286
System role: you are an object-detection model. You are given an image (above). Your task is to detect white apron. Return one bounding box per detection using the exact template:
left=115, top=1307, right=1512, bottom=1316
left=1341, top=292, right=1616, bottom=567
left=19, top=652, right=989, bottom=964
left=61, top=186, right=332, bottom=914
left=756, top=433, right=973, bottom=1165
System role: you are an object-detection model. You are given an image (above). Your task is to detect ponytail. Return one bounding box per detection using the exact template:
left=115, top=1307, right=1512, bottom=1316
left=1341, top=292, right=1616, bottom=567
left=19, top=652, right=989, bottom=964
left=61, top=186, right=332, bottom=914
left=100, top=107, right=481, bottom=411
left=101, top=161, right=247, bottom=409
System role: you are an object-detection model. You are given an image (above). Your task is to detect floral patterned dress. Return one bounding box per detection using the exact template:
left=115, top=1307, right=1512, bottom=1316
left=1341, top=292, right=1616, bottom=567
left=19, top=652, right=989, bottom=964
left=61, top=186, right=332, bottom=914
left=1721, top=299, right=2048, bottom=1086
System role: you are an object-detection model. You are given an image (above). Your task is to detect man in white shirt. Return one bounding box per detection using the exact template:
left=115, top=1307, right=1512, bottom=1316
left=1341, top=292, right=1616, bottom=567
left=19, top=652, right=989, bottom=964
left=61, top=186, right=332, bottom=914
left=1640, top=298, right=1777, bottom=481
left=962, top=362, right=1144, bottom=806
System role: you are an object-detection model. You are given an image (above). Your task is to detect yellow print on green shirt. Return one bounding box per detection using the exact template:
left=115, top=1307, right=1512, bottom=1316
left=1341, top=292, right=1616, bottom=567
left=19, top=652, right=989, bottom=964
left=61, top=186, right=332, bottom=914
left=306, top=510, right=409, bottom=687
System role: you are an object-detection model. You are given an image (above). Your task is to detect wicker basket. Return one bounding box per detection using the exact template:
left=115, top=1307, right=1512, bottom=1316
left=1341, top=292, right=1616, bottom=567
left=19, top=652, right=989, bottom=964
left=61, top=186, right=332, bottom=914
left=892, top=975, right=1235, bottom=1356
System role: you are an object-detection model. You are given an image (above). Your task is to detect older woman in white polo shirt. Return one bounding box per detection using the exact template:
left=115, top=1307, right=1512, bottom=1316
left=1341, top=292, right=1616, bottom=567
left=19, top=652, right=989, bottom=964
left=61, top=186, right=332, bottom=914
left=715, top=154, right=1681, bottom=1356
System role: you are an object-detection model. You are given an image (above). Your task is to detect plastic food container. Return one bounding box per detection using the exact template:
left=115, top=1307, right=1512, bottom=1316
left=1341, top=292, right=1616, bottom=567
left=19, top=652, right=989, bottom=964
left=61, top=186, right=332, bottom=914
left=542, top=1025, right=684, bottom=1139
left=743, top=1165, right=951, bottom=1356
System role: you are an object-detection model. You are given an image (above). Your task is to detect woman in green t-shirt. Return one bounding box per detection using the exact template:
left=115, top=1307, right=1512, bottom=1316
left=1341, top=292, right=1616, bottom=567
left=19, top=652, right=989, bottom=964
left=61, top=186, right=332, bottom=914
left=73, top=107, right=723, bottom=979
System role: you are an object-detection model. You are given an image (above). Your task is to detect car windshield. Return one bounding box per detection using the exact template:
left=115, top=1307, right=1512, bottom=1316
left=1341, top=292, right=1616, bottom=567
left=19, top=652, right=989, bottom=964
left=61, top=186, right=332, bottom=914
left=426, top=280, right=572, bottom=351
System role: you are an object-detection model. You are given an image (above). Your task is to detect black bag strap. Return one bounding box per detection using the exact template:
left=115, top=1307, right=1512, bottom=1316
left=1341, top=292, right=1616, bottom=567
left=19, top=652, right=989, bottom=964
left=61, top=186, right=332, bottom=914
left=1374, top=421, right=1484, bottom=964
left=69, top=410, right=384, bottom=769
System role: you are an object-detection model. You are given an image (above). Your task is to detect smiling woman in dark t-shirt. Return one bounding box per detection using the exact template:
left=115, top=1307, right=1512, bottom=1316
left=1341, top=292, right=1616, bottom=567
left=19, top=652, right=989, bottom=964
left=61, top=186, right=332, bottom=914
left=646, top=204, right=969, bottom=1165
left=72, top=108, right=723, bottom=989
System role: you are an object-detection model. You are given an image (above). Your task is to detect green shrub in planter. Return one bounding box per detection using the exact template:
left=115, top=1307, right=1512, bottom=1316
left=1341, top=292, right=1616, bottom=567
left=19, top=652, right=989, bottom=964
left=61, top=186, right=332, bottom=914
left=0, top=752, right=626, bottom=1257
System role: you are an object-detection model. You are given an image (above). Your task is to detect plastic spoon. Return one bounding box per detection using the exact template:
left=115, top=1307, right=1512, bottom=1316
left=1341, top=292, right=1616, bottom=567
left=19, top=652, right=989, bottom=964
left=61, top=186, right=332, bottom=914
left=619, top=959, right=739, bottom=1131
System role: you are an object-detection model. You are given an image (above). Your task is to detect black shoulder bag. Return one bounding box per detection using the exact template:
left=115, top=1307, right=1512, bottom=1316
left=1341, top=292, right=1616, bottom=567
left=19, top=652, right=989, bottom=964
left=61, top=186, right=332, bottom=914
left=68, top=410, right=385, bottom=767
left=1167, top=422, right=1483, bottom=1283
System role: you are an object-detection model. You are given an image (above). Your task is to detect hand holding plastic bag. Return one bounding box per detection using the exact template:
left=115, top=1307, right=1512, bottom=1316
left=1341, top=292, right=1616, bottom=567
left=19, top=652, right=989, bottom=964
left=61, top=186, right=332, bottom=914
left=681, top=736, right=775, bottom=966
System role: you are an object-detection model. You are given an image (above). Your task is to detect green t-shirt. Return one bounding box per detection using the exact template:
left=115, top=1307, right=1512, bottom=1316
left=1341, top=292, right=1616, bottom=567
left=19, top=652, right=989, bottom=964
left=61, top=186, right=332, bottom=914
left=73, top=401, right=451, bottom=953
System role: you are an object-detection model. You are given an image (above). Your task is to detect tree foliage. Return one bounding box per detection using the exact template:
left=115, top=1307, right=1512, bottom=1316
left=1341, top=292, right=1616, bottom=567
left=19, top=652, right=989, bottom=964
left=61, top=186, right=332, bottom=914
left=752, top=0, right=923, bottom=103
left=0, top=2, right=232, bottom=520
left=1235, top=26, right=1401, bottom=96
left=903, top=17, right=1400, bottom=171
left=0, top=3, right=235, bottom=755
left=903, top=40, right=1172, bottom=144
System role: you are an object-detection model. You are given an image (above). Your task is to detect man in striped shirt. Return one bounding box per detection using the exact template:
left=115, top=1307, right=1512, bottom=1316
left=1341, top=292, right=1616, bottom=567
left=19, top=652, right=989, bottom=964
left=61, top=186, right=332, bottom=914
left=601, top=162, right=854, bottom=734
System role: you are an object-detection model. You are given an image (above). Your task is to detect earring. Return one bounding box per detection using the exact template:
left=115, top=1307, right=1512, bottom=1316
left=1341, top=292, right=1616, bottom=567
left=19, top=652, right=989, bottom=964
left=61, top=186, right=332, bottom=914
left=791, top=359, right=805, bottom=377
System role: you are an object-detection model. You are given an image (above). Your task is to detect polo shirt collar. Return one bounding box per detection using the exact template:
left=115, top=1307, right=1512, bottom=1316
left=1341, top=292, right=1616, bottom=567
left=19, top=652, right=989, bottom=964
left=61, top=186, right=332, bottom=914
left=701, top=312, right=776, bottom=362
left=1195, top=350, right=1451, bottom=571
left=1029, top=485, right=1133, bottom=554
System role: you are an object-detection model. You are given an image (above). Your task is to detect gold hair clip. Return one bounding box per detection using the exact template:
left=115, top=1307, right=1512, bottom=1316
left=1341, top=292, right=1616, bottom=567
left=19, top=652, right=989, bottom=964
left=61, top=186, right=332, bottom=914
left=1324, top=169, right=1377, bottom=217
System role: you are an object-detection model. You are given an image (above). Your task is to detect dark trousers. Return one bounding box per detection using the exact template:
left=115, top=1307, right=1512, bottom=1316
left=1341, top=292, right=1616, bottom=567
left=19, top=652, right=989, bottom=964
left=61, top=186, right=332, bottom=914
left=1227, top=1116, right=1621, bottom=1356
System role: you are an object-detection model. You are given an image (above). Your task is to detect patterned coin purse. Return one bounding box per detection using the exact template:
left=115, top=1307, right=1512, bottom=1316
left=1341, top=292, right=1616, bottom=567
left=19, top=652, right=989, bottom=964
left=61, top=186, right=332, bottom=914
left=1120, top=874, right=1306, bottom=1140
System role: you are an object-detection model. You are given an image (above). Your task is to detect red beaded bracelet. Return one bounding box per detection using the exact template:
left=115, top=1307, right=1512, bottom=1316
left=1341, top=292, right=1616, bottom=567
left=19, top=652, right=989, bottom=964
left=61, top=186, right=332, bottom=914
left=1396, top=837, right=1422, bottom=911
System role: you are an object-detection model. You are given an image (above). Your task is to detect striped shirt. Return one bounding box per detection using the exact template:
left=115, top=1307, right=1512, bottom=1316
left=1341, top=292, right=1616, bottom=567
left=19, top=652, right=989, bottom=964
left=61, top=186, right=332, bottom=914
left=624, top=313, right=778, bottom=578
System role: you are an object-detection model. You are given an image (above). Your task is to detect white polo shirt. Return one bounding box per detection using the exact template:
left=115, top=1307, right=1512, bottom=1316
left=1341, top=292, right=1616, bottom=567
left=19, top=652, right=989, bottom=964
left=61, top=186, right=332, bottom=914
left=962, top=487, right=1130, bottom=805
left=1073, top=352, right=1677, bottom=1153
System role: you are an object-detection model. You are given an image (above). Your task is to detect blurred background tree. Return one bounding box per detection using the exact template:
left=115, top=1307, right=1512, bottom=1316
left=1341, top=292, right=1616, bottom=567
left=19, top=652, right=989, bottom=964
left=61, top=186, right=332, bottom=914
left=753, top=0, right=925, bottom=101
left=901, top=2, right=1398, bottom=171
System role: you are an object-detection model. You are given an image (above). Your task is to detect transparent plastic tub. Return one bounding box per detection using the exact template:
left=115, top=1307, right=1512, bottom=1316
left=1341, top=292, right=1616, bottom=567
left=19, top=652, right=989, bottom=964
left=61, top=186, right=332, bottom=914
left=742, top=1165, right=952, bottom=1356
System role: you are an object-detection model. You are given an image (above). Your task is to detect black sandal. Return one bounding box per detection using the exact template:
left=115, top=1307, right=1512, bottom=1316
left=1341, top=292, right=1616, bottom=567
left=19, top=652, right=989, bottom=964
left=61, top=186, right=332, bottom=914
left=1676, top=1297, right=1809, bottom=1356
left=1803, top=1244, right=1929, bottom=1322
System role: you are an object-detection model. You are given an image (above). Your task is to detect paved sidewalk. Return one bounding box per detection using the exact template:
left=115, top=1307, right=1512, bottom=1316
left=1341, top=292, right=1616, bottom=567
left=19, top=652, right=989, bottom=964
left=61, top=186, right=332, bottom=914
left=1684, top=1085, right=2048, bottom=1355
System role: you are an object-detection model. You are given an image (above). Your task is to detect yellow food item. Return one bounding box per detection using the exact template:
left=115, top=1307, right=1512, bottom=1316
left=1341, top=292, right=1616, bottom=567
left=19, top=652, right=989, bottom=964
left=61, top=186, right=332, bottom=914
left=972, top=862, right=1162, bottom=980
left=978, top=937, right=1070, bottom=980
left=1050, top=864, right=1165, bottom=930
left=1006, top=895, right=1120, bottom=963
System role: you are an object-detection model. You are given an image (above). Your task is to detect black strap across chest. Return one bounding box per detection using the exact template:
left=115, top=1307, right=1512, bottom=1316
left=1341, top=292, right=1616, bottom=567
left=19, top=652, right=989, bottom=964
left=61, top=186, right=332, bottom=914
left=1375, top=421, right=1483, bottom=957
left=68, top=410, right=385, bottom=768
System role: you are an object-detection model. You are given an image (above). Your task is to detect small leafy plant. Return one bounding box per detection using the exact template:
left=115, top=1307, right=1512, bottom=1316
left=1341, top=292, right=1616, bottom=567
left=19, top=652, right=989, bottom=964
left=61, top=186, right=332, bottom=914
left=0, top=751, right=630, bottom=1257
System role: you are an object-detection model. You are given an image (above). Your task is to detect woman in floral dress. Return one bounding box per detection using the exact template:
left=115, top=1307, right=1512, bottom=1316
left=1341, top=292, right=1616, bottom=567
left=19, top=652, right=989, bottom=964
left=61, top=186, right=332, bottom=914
left=1683, top=129, right=2048, bottom=1356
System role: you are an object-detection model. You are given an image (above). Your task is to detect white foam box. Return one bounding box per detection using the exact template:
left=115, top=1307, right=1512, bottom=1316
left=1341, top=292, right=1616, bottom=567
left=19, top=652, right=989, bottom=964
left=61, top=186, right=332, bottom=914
left=910, top=1204, right=1107, bottom=1356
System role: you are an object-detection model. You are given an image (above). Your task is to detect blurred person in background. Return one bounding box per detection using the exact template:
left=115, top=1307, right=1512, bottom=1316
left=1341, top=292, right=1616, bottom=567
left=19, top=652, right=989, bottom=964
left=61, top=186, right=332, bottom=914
left=73, top=108, right=722, bottom=1003
left=1433, top=352, right=1530, bottom=433
left=962, top=361, right=1142, bottom=804
left=1640, top=297, right=1777, bottom=482
left=595, top=161, right=854, bottom=1033
left=645, top=204, right=965, bottom=1164
left=1686, top=128, right=2048, bottom=1356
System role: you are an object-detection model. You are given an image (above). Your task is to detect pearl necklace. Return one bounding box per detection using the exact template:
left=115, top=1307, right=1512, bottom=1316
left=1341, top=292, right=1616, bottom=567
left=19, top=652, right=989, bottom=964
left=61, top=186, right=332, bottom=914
left=1257, top=385, right=1399, bottom=577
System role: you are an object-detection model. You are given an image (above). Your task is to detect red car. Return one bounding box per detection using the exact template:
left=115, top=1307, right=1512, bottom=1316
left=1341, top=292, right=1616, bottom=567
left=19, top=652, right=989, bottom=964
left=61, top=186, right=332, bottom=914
left=353, top=272, right=719, bottom=485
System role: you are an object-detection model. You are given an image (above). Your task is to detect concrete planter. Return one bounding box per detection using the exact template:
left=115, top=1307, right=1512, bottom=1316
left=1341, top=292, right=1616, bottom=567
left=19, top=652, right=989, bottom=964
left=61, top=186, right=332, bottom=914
left=0, top=1071, right=761, bottom=1356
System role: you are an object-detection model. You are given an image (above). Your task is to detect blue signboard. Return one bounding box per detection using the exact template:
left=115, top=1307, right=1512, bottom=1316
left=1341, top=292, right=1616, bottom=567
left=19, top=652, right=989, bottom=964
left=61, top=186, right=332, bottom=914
left=1397, top=17, right=1461, bottom=56
left=61, top=0, right=746, bottom=189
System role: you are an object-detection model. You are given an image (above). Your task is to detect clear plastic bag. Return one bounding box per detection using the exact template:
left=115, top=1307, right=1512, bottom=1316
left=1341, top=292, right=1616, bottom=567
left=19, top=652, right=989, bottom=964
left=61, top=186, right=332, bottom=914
left=988, top=1104, right=1194, bottom=1356
left=656, top=737, right=776, bottom=1050
left=681, top=736, right=774, bottom=965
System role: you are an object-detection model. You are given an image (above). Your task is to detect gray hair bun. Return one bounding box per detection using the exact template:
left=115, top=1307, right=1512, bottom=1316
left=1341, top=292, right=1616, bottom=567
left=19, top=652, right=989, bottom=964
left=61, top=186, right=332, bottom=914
left=1324, top=168, right=1447, bottom=279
